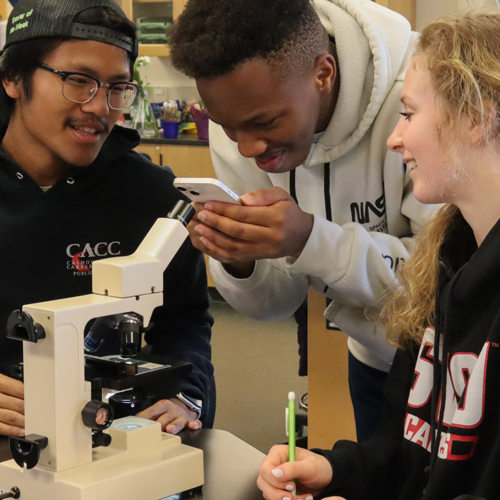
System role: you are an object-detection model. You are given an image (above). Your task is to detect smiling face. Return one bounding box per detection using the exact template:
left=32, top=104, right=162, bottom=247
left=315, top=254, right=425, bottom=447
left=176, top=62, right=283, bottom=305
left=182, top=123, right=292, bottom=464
left=387, top=64, right=472, bottom=205
left=2, top=39, right=130, bottom=184
left=196, top=56, right=336, bottom=174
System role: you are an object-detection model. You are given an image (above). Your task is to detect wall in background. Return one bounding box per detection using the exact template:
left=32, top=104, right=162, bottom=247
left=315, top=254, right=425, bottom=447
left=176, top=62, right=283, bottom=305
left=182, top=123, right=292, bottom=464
left=416, top=0, right=457, bottom=30
left=136, top=57, right=200, bottom=104
left=139, top=56, right=195, bottom=88
left=417, top=0, right=500, bottom=30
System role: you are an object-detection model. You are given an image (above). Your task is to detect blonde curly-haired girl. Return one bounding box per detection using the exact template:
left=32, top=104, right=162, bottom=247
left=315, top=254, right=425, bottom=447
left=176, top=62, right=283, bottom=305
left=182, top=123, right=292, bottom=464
left=258, top=10, right=500, bottom=500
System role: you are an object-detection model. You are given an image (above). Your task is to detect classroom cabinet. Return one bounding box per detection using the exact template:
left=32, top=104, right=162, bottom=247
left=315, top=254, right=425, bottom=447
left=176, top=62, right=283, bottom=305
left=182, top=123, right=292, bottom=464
left=115, top=0, right=186, bottom=57
left=135, top=143, right=215, bottom=179
left=0, top=0, right=9, bottom=21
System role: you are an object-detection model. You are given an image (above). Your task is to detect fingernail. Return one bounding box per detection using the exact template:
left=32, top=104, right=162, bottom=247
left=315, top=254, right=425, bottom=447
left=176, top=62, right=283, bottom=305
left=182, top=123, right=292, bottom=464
left=193, top=421, right=202, bottom=429
left=285, top=484, right=295, bottom=492
left=306, top=496, right=314, bottom=500
left=282, top=497, right=291, bottom=500
left=241, top=194, right=252, bottom=204
left=204, top=203, right=213, bottom=211
left=197, top=211, right=207, bottom=221
left=167, top=425, right=178, bottom=434
left=20, top=429, right=25, bottom=436
left=272, top=468, right=284, bottom=478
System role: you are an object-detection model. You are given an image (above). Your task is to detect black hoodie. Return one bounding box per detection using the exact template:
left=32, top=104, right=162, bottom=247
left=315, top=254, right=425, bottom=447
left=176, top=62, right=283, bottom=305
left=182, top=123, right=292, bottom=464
left=313, top=212, right=500, bottom=500
left=0, top=125, right=214, bottom=424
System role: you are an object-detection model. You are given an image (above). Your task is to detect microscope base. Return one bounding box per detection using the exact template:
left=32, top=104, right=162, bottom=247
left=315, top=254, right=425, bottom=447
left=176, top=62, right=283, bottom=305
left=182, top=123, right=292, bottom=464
left=0, top=417, right=204, bottom=500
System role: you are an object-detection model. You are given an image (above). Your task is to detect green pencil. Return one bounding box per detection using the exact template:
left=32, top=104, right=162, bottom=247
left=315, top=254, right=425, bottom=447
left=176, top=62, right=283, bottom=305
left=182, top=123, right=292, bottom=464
left=287, top=391, right=296, bottom=500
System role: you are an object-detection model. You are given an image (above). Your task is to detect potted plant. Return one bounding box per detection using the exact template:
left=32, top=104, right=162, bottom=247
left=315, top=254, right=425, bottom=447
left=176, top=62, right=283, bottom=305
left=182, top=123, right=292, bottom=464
left=160, top=100, right=181, bottom=139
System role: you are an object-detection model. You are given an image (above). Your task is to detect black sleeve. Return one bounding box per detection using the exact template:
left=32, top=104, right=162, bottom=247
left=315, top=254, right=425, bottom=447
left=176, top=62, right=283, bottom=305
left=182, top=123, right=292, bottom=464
left=143, top=235, right=214, bottom=426
left=311, top=347, right=417, bottom=500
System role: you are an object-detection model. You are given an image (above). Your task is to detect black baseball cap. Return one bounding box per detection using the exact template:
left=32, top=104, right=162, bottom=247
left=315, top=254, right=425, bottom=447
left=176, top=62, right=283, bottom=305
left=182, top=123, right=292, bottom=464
left=3, top=0, right=138, bottom=59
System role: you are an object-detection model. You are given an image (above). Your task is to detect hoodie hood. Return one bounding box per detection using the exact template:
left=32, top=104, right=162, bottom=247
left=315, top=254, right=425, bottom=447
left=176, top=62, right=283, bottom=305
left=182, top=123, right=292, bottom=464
left=305, top=0, right=413, bottom=167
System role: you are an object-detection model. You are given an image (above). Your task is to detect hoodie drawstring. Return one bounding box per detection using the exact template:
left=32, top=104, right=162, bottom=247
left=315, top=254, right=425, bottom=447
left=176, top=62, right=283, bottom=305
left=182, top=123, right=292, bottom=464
left=289, top=162, right=332, bottom=222
left=289, top=169, right=298, bottom=205
left=290, top=163, right=332, bottom=295
left=323, top=162, right=332, bottom=222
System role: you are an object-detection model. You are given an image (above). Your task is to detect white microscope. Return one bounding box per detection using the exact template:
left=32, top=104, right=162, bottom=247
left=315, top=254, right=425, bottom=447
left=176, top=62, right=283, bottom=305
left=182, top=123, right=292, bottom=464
left=0, top=200, right=204, bottom=500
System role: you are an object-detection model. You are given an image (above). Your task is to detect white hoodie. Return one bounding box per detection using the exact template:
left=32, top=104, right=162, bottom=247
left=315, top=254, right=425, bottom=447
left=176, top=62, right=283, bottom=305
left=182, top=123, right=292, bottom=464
left=208, top=0, right=438, bottom=372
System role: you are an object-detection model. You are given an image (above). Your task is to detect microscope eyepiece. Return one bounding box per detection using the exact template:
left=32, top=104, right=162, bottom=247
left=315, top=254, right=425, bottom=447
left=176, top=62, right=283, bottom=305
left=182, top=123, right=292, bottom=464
left=167, top=200, right=195, bottom=226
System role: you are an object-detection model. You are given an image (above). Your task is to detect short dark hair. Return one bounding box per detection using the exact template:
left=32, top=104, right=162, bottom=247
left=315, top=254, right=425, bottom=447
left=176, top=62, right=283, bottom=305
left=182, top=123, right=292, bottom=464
left=0, top=6, right=136, bottom=130
left=169, top=0, right=329, bottom=80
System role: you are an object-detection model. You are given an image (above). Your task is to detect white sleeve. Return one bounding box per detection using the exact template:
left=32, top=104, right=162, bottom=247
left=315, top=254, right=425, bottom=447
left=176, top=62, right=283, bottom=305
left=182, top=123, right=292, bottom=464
left=209, top=257, right=310, bottom=321
left=288, top=217, right=406, bottom=307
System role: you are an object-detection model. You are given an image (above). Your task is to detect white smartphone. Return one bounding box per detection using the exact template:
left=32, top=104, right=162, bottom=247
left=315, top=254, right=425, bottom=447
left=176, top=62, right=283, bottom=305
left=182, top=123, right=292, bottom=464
left=173, top=177, right=242, bottom=204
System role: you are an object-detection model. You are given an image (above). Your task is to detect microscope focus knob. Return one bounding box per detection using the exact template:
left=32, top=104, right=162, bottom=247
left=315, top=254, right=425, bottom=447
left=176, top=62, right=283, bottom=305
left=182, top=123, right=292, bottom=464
left=0, top=486, right=21, bottom=499
left=81, top=400, right=114, bottom=431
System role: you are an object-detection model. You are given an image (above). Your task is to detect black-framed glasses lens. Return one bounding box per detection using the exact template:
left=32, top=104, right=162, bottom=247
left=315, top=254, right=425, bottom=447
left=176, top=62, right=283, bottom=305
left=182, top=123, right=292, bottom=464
left=108, top=84, right=139, bottom=110
left=62, top=75, right=138, bottom=110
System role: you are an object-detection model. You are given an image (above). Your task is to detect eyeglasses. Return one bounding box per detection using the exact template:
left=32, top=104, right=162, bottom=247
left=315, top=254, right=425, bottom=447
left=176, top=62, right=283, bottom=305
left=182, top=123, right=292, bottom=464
left=39, top=63, right=141, bottom=110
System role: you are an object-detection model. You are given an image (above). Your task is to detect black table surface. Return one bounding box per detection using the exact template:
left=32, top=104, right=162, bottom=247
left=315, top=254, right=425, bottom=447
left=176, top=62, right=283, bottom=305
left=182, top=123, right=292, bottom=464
left=141, top=135, right=209, bottom=147
left=0, top=429, right=265, bottom=500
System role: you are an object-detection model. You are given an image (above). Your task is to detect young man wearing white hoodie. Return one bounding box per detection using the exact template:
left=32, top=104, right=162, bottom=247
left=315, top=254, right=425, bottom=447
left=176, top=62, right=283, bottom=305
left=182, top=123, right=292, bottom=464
left=169, top=0, right=436, bottom=441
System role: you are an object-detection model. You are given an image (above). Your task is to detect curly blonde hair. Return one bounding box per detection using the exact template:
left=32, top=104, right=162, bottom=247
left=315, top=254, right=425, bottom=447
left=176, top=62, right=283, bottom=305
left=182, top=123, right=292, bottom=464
left=379, top=10, right=500, bottom=348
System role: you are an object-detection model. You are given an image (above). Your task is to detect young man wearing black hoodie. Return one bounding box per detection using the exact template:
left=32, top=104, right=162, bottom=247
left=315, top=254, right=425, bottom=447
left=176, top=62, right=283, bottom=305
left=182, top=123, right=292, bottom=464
left=0, top=0, right=214, bottom=438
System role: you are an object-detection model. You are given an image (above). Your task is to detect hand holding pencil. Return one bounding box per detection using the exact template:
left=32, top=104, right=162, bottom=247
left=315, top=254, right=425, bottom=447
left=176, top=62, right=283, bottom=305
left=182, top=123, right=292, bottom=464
left=256, top=392, right=334, bottom=500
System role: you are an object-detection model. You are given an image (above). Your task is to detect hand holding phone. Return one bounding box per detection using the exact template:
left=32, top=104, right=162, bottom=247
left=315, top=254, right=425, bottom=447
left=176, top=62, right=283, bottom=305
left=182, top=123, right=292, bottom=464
left=187, top=185, right=314, bottom=265
left=173, top=178, right=241, bottom=204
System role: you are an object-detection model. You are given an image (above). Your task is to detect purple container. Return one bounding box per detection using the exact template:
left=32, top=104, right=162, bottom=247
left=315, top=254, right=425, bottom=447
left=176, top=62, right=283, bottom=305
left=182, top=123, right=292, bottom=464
left=190, top=107, right=209, bottom=140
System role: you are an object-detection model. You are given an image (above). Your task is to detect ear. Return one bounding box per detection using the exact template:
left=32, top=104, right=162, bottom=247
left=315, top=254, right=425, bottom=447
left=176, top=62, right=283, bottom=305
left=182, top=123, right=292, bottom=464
left=469, top=123, right=485, bottom=146
left=313, top=53, right=336, bottom=94
left=2, top=77, right=23, bottom=99
left=470, top=104, right=498, bottom=146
